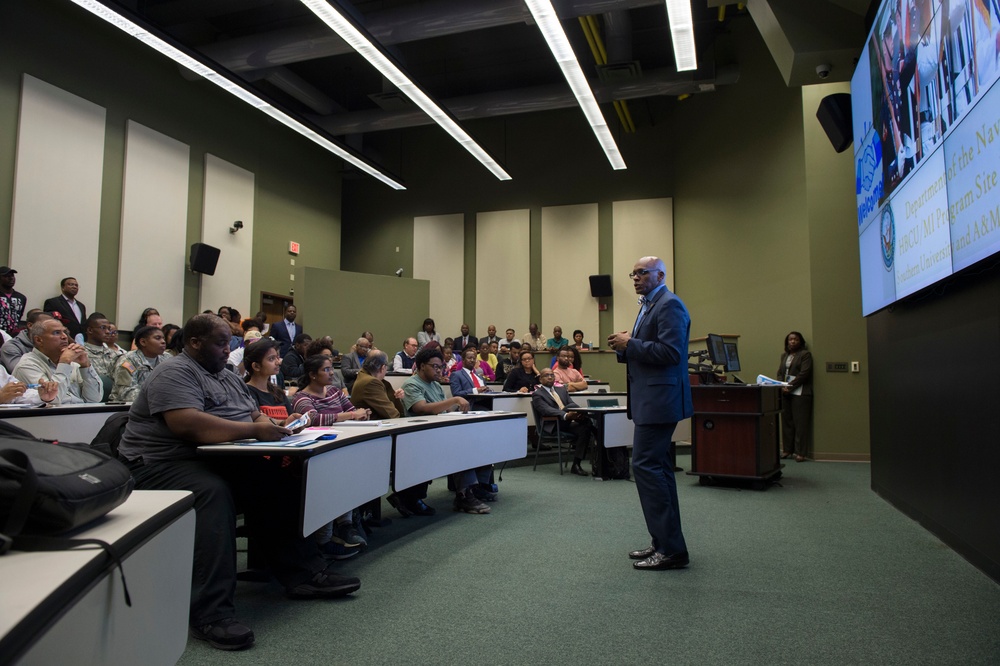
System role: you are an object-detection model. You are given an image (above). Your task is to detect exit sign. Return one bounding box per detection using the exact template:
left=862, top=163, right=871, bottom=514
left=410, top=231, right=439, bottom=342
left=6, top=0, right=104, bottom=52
left=289, top=241, right=300, bottom=255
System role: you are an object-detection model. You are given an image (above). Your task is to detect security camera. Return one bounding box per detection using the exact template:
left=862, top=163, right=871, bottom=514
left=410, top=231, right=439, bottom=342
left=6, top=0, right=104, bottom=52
left=394, top=268, right=404, bottom=277
left=816, top=64, right=832, bottom=79
left=229, top=220, right=244, bottom=234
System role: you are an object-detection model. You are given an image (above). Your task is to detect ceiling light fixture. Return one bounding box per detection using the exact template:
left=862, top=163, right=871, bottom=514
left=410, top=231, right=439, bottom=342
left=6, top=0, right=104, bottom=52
left=523, top=0, right=626, bottom=170
left=299, top=0, right=511, bottom=181
left=665, top=0, right=698, bottom=72
left=66, top=0, right=406, bottom=190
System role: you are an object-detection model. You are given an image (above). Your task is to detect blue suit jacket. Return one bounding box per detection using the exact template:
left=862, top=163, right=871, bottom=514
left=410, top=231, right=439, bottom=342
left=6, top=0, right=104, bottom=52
left=271, top=319, right=297, bottom=356
left=618, top=287, right=693, bottom=425
left=449, top=367, right=482, bottom=398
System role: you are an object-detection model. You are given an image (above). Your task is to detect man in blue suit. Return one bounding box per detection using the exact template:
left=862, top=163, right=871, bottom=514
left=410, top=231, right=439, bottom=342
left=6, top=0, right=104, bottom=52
left=449, top=346, right=492, bottom=409
left=270, top=304, right=298, bottom=356
left=608, top=256, right=693, bottom=571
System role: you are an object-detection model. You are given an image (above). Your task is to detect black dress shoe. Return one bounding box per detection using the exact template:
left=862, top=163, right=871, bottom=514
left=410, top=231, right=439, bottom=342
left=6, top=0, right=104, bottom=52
left=386, top=494, right=413, bottom=518
left=532, top=442, right=552, bottom=451
left=570, top=464, right=589, bottom=477
left=409, top=499, right=436, bottom=516
left=628, top=546, right=656, bottom=560
left=633, top=551, right=689, bottom=570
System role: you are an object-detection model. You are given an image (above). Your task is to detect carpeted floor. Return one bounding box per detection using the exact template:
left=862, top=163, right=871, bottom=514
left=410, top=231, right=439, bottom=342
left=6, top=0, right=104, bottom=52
left=177, top=455, right=1000, bottom=665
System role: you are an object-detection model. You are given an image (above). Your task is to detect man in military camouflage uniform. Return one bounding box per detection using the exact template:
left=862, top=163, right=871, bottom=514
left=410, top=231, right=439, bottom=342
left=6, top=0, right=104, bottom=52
left=82, top=313, right=117, bottom=391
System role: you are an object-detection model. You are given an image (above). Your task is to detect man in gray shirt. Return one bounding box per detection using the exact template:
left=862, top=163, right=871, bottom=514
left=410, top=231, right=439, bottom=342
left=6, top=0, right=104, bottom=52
left=118, top=314, right=361, bottom=651
left=13, top=317, right=102, bottom=405
left=1, top=309, right=51, bottom=372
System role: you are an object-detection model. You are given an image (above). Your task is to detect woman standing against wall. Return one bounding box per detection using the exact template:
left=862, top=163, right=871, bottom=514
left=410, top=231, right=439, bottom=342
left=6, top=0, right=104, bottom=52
left=778, top=331, right=813, bottom=462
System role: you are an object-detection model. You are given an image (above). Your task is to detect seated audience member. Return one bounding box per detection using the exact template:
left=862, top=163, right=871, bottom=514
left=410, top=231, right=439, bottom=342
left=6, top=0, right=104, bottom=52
left=217, top=306, right=242, bottom=350
left=392, top=337, right=419, bottom=374
left=546, top=326, right=569, bottom=351
left=227, top=320, right=264, bottom=371
left=106, top=323, right=127, bottom=355
left=402, top=348, right=495, bottom=513
left=500, top=328, right=517, bottom=350
left=468, top=343, right=495, bottom=381
left=0, top=364, right=57, bottom=405
left=478, top=341, right=498, bottom=373
left=340, top=337, right=372, bottom=391
left=482, top=325, right=501, bottom=347
left=553, top=347, right=588, bottom=392
left=162, top=323, right=180, bottom=348
left=117, top=314, right=359, bottom=650
left=353, top=352, right=434, bottom=517
left=503, top=349, right=541, bottom=393
left=532, top=367, right=594, bottom=476
left=416, top=318, right=440, bottom=350
left=454, top=323, right=477, bottom=352
left=571, top=329, right=590, bottom=350
left=450, top=346, right=494, bottom=408
left=439, top=340, right=458, bottom=382
left=82, top=313, right=117, bottom=384
left=165, top=328, right=184, bottom=356
left=2, top=309, right=51, bottom=372
left=361, top=330, right=375, bottom=347
left=13, top=318, right=103, bottom=405
left=522, top=323, right=546, bottom=351
left=292, top=355, right=371, bottom=424
left=131, top=307, right=162, bottom=349
left=0, top=266, right=27, bottom=337
left=290, top=354, right=370, bottom=552
left=244, top=338, right=297, bottom=420
left=304, top=338, right=347, bottom=393
left=494, top=340, right=521, bottom=384
left=109, top=325, right=166, bottom=402
left=279, top=332, right=310, bottom=380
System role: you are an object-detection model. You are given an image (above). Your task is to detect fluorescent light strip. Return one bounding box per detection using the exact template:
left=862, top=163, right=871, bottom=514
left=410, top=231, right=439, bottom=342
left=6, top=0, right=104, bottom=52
left=665, top=0, right=698, bottom=71
left=67, top=0, right=406, bottom=190
left=524, top=0, right=626, bottom=170
left=299, top=0, right=511, bottom=181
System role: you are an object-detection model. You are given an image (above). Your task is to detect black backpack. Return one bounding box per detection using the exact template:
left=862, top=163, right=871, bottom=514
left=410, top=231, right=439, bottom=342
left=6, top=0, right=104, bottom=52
left=0, top=420, right=135, bottom=603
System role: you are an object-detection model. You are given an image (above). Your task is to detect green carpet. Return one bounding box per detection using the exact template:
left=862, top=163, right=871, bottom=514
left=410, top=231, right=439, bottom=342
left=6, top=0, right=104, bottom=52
left=177, top=456, right=1000, bottom=665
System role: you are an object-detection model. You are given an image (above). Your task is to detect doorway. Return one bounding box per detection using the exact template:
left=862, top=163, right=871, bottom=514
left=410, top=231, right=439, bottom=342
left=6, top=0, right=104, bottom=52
left=260, top=292, right=292, bottom=330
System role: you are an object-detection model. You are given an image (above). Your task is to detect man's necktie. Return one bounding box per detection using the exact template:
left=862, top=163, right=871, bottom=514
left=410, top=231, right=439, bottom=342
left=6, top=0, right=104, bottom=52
left=551, top=387, right=565, bottom=410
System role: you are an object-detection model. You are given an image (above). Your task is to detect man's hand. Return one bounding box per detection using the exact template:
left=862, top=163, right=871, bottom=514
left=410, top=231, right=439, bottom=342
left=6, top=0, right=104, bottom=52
left=0, top=382, right=26, bottom=404
left=393, top=388, right=405, bottom=399
left=607, top=331, right=631, bottom=352
left=452, top=396, right=470, bottom=413
left=517, top=386, right=529, bottom=393
left=37, top=381, right=58, bottom=403
left=253, top=420, right=291, bottom=441
left=66, top=343, right=90, bottom=367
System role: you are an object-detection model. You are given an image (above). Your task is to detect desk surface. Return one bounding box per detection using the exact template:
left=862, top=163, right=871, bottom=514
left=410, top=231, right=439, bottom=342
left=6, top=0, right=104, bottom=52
left=197, top=411, right=526, bottom=457
left=0, top=490, right=194, bottom=664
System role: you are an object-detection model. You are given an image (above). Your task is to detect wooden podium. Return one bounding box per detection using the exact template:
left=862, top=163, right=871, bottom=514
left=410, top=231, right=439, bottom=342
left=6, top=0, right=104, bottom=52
left=688, top=384, right=783, bottom=488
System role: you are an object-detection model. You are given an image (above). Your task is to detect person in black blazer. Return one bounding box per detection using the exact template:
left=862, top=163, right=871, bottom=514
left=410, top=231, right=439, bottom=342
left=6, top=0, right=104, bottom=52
left=454, top=323, right=478, bottom=353
left=531, top=367, right=594, bottom=476
left=42, top=277, right=87, bottom=340
left=270, top=304, right=299, bottom=356
left=608, top=256, right=692, bottom=572
left=777, top=331, right=813, bottom=462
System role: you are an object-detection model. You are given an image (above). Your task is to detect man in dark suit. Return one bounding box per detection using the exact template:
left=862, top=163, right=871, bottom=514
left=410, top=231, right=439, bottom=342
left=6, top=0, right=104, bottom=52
left=608, top=256, right=693, bottom=571
left=449, top=346, right=492, bottom=409
left=454, top=323, right=478, bottom=353
left=270, top=304, right=298, bottom=356
left=531, top=367, right=594, bottom=476
left=42, top=277, right=87, bottom=340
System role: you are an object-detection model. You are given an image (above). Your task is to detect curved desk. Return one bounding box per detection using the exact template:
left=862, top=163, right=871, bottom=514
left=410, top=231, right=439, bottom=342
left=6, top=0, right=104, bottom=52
left=0, top=403, right=129, bottom=443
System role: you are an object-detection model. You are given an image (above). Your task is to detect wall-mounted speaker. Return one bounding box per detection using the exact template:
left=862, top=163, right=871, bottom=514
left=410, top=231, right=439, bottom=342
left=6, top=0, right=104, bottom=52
left=589, top=274, right=613, bottom=298
left=816, top=93, right=853, bottom=153
left=190, top=242, right=221, bottom=275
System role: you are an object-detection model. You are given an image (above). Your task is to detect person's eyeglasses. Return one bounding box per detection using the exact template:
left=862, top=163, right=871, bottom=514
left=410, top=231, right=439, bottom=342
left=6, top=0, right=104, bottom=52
left=629, top=269, right=654, bottom=279
left=427, top=363, right=444, bottom=370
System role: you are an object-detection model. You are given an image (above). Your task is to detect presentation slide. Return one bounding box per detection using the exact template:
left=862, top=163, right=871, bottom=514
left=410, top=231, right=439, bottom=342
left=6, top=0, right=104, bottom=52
left=891, top=146, right=951, bottom=299
left=946, top=78, right=1000, bottom=272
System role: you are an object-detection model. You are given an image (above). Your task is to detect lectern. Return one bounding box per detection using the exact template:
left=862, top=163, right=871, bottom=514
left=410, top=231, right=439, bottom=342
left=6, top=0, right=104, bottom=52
left=688, top=384, right=783, bottom=488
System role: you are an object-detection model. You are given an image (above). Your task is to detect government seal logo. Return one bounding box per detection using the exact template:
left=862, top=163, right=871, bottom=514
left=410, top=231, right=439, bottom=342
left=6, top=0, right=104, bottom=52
left=880, top=205, right=894, bottom=271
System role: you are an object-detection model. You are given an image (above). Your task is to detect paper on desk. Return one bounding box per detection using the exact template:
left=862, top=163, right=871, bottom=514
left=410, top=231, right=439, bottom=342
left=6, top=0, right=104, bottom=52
left=316, top=420, right=394, bottom=427
left=439, top=410, right=492, bottom=416
left=756, top=375, right=790, bottom=387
